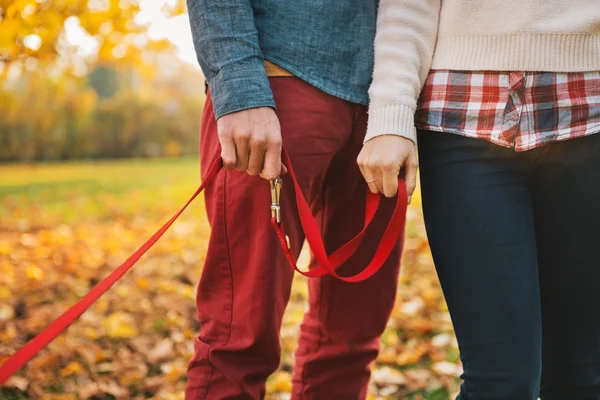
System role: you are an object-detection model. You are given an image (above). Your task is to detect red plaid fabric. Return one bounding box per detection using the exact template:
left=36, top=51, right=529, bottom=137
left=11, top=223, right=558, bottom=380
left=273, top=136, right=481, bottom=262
left=415, top=71, right=600, bottom=151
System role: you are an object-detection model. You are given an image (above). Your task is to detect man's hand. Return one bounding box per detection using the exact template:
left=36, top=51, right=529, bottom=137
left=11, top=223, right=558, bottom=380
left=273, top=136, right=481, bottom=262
left=217, top=107, right=285, bottom=180
left=357, top=135, right=418, bottom=202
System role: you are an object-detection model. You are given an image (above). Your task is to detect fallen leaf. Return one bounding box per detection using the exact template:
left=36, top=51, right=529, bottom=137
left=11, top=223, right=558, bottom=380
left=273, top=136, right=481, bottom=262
left=148, top=338, right=174, bottom=362
left=4, top=375, right=29, bottom=390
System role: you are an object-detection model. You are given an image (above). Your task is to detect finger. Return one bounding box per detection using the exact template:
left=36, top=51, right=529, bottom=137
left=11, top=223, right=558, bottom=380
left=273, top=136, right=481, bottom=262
left=219, top=135, right=237, bottom=171
left=247, top=137, right=267, bottom=176
left=260, top=143, right=282, bottom=180
left=357, top=154, right=369, bottom=183
left=374, top=168, right=385, bottom=196
left=357, top=151, right=379, bottom=194
left=382, top=167, right=399, bottom=198
left=361, top=166, right=379, bottom=194
left=403, top=155, right=419, bottom=204
left=234, top=130, right=250, bottom=171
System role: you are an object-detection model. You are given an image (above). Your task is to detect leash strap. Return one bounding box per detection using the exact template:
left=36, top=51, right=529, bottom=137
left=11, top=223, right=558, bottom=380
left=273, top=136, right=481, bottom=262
left=273, top=147, right=408, bottom=282
left=0, top=158, right=223, bottom=384
left=0, top=146, right=407, bottom=383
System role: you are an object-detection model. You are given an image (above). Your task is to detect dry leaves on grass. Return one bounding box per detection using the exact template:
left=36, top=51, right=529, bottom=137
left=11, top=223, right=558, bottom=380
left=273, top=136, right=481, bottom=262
left=0, top=159, right=461, bottom=399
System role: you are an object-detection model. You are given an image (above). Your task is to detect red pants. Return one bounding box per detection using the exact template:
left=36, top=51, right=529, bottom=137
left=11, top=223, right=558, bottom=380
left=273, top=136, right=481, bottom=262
left=185, top=77, right=403, bottom=399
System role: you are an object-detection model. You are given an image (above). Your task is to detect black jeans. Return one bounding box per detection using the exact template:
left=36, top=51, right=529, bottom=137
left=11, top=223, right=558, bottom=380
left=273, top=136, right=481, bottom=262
left=418, top=130, right=600, bottom=400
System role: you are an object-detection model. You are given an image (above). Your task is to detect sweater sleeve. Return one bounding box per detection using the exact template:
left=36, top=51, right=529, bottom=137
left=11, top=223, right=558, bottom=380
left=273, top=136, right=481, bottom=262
left=365, top=0, right=441, bottom=143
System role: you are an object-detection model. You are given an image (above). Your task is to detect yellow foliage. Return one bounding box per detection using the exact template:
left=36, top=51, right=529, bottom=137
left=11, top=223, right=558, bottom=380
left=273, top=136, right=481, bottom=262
left=0, top=67, right=204, bottom=162
left=25, top=264, right=44, bottom=281
left=136, top=276, right=150, bottom=289
left=60, top=361, right=84, bottom=377
left=267, top=371, right=293, bottom=393
left=0, top=287, right=12, bottom=299
left=0, top=241, right=11, bottom=255
left=165, top=140, right=184, bottom=158
left=0, top=0, right=185, bottom=73
left=102, top=312, right=139, bottom=338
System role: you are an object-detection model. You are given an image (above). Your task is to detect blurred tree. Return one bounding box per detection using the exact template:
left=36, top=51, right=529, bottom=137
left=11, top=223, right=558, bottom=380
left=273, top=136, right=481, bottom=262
left=0, top=0, right=205, bottom=162
left=0, top=0, right=186, bottom=74
left=87, top=64, right=118, bottom=98
left=0, top=64, right=203, bottom=162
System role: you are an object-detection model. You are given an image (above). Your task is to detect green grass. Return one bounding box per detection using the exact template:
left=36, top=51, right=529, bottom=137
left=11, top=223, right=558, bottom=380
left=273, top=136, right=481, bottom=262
left=0, top=157, right=202, bottom=228
left=0, top=389, right=29, bottom=400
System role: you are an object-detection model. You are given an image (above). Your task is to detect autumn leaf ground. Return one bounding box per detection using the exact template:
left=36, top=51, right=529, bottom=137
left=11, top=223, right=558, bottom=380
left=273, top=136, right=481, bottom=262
left=0, top=157, right=461, bottom=400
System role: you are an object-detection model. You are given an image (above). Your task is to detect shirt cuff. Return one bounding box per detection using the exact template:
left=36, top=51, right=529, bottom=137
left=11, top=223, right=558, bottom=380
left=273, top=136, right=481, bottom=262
left=365, top=103, right=416, bottom=143
left=210, top=69, right=276, bottom=120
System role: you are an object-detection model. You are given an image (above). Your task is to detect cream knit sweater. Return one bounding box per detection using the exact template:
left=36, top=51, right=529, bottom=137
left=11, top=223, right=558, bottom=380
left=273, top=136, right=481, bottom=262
left=366, top=0, right=600, bottom=143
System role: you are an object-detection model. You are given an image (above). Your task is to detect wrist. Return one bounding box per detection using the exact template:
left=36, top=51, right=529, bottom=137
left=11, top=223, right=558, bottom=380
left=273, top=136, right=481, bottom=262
left=365, top=104, right=416, bottom=144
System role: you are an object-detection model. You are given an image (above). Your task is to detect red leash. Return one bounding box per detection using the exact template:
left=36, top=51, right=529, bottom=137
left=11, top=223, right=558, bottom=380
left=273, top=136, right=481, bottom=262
left=272, top=147, right=407, bottom=282
left=0, top=146, right=407, bottom=384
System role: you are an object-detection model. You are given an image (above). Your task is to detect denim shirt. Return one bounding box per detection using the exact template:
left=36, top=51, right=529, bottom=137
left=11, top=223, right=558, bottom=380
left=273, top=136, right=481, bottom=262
left=187, top=0, right=379, bottom=119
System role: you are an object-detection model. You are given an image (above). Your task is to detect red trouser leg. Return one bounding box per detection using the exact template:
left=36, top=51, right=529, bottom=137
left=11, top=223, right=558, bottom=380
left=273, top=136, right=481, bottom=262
left=291, top=111, right=402, bottom=399
left=185, top=77, right=402, bottom=399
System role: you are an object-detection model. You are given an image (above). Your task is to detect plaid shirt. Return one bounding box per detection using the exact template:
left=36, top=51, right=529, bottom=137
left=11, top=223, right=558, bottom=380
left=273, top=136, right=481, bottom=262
left=415, top=71, right=600, bottom=151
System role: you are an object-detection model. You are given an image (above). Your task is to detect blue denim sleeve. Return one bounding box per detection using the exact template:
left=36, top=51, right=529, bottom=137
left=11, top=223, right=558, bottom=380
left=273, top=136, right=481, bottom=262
left=187, top=0, right=275, bottom=120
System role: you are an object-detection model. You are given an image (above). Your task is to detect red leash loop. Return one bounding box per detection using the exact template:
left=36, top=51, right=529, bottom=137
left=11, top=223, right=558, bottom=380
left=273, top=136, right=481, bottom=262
left=271, top=147, right=408, bottom=282
left=0, top=146, right=407, bottom=384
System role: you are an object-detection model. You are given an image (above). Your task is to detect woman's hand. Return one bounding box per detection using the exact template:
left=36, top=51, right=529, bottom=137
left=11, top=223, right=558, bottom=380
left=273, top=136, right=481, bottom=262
left=357, top=135, right=418, bottom=202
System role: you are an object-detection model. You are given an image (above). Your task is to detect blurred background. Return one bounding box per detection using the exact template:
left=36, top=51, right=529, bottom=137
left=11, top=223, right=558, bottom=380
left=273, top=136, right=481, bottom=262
left=0, top=1, right=461, bottom=399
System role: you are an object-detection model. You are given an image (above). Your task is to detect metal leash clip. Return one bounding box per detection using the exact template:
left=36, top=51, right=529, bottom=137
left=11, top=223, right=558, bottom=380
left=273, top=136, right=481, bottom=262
left=270, top=178, right=291, bottom=250
left=270, top=178, right=282, bottom=224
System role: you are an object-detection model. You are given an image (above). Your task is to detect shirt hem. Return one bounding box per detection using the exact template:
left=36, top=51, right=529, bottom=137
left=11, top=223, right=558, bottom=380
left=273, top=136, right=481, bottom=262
left=416, top=123, right=600, bottom=152
left=517, top=123, right=600, bottom=151
left=415, top=125, right=514, bottom=148
left=263, top=55, right=369, bottom=105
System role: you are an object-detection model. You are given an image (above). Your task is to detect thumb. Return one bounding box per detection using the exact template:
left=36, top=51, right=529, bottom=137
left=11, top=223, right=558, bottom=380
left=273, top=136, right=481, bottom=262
left=403, top=157, right=418, bottom=205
